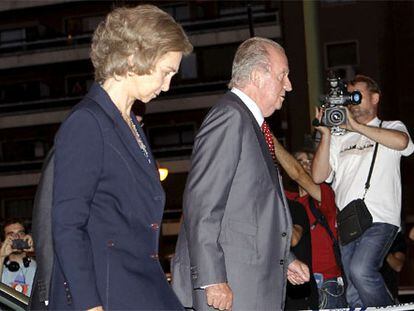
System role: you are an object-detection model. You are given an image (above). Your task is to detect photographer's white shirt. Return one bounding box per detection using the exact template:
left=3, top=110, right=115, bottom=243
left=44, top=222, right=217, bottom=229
left=327, top=117, right=414, bottom=228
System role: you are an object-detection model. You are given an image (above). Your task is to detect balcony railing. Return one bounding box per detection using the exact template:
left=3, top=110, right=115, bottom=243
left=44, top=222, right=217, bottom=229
left=0, top=96, right=82, bottom=115
left=0, top=160, right=44, bottom=174
left=0, top=81, right=227, bottom=115
left=0, top=34, right=91, bottom=55
left=0, top=6, right=278, bottom=55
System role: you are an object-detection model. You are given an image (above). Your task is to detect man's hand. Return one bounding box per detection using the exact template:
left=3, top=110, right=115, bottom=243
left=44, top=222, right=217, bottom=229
left=87, top=306, right=104, bottom=311
left=312, top=107, right=333, bottom=183
left=314, top=107, right=331, bottom=136
left=291, top=225, right=303, bottom=248
left=23, top=234, right=35, bottom=253
left=205, top=282, right=233, bottom=310
left=287, top=259, right=310, bottom=285
left=0, top=236, right=13, bottom=259
left=341, top=107, right=361, bottom=132
left=409, top=227, right=414, bottom=241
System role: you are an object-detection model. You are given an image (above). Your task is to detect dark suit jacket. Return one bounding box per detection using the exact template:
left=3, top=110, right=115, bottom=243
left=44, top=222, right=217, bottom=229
left=49, top=83, right=183, bottom=310
left=172, top=91, right=294, bottom=310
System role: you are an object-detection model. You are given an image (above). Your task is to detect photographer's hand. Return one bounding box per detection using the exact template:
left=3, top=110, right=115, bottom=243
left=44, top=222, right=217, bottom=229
left=24, top=234, right=35, bottom=253
left=341, top=107, right=360, bottom=132
left=312, top=107, right=332, bottom=184
left=313, top=107, right=330, bottom=136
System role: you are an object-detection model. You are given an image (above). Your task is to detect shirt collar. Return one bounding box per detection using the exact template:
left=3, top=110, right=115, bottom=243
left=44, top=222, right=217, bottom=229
left=231, top=88, right=264, bottom=126
left=367, top=116, right=381, bottom=126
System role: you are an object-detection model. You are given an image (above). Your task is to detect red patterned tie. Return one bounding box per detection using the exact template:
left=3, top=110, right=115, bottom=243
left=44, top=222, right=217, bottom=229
left=261, top=121, right=276, bottom=161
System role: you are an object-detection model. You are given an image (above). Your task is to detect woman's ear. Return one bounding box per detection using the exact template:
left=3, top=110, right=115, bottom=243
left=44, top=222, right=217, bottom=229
left=127, top=54, right=135, bottom=67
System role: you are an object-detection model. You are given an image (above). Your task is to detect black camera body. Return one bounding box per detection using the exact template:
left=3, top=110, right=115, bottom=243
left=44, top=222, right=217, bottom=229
left=320, top=75, right=362, bottom=128
left=12, top=238, right=30, bottom=250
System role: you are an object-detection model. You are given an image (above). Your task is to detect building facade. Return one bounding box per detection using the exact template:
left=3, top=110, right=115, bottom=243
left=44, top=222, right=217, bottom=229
left=1, top=0, right=413, bottom=291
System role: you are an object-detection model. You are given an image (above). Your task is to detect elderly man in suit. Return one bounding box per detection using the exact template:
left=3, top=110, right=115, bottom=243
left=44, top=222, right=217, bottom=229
left=172, top=37, right=309, bottom=311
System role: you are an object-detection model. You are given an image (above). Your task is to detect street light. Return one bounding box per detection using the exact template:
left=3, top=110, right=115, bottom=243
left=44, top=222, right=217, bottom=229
left=158, top=167, right=169, bottom=182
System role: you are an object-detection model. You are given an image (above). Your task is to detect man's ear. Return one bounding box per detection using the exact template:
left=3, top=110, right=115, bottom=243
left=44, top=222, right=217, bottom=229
left=372, top=93, right=380, bottom=106
left=251, top=69, right=263, bottom=88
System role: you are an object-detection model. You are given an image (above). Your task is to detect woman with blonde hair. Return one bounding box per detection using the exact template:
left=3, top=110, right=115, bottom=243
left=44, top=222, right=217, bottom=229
left=49, top=5, right=192, bottom=310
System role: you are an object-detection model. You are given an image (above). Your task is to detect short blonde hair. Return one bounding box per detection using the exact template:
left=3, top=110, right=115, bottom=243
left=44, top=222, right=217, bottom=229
left=91, top=4, right=193, bottom=83
left=229, top=37, right=284, bottom=89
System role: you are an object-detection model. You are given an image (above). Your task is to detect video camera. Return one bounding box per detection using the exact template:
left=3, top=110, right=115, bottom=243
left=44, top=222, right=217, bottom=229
left=319, top=73, right=362, bottom=134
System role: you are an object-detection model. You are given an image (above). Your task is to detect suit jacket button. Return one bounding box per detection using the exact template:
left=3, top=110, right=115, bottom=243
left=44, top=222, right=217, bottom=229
left=150, top=223, right=159, bottom=230
left=280, top=259, right=284, bottom=265
left=281, top=232, right=287, bottom=237
left=150, top=253, right=159, bottom=260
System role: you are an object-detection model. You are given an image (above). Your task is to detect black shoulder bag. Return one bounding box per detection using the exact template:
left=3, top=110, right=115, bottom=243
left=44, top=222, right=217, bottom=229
left=336, top=121, right=383, bottom=246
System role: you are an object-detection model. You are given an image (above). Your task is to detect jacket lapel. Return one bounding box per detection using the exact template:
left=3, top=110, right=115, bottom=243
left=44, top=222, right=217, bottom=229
left=227, top=92, right=279, bottom=186
left=85, top=83, right=161, bottom=184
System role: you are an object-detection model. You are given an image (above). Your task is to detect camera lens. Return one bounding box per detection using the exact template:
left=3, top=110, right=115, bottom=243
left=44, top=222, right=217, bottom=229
left=328, top=109, right=345, bottom=126
left=350, top=90, right=362, bottom=104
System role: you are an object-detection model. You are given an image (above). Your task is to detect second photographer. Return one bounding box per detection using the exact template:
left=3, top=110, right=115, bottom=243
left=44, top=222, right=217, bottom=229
left=0, top=219, right=36, bottom=296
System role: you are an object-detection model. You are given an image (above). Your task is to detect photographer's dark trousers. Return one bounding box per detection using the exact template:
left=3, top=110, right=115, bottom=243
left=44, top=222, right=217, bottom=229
left=340, top=222, right=398, bottom=308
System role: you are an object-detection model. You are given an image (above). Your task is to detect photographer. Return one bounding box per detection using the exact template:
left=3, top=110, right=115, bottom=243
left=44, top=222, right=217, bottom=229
left=272, top=136, right=346, bottom=309
left=1, top=219, right=36, bottom=296
left=312, top=74, right=414, bottom=308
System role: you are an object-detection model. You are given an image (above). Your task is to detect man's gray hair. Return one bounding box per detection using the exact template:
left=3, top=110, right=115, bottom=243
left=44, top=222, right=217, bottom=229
left=229, top=37, right=284, bottom=89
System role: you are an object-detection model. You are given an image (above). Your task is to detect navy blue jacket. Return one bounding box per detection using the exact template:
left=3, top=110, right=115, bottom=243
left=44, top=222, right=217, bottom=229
left=49, top=83, right=183, bottom=310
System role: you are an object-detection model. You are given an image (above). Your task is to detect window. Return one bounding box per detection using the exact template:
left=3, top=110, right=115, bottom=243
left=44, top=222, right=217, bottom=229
left=0, top=81, right=50, bottom=103
left=180, top=53, right=198, bottom=80
left=147, top=124, right=196, bottom=158
left=162, top=4, right=191, bottom=22
left=325, top=41, right=358, bottom=80
left=3, top=198, right=33, bottom=219
left=65, top=74, right=94, bottom=96
left=200, top=45, right=237, bottom=81
left=149, top=124, right=195, bottom=148
left=65, top=15, right=104, bottom=36
left=0, top=28, right=26, bottom=43
left=321, top=0, right=355, bottom=5
left=82, top=16, right=103, bottom=33
left=1, top=140, right=46, bottom=162
left=325, top=41, right=358, bottom=68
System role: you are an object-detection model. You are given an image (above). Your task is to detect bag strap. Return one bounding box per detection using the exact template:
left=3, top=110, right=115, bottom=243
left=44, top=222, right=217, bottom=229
left=308, top=196, right=343, bottom=269
left=363, top=120, right=383, bottom=199
left=308, top=197, right=337, bottom=244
